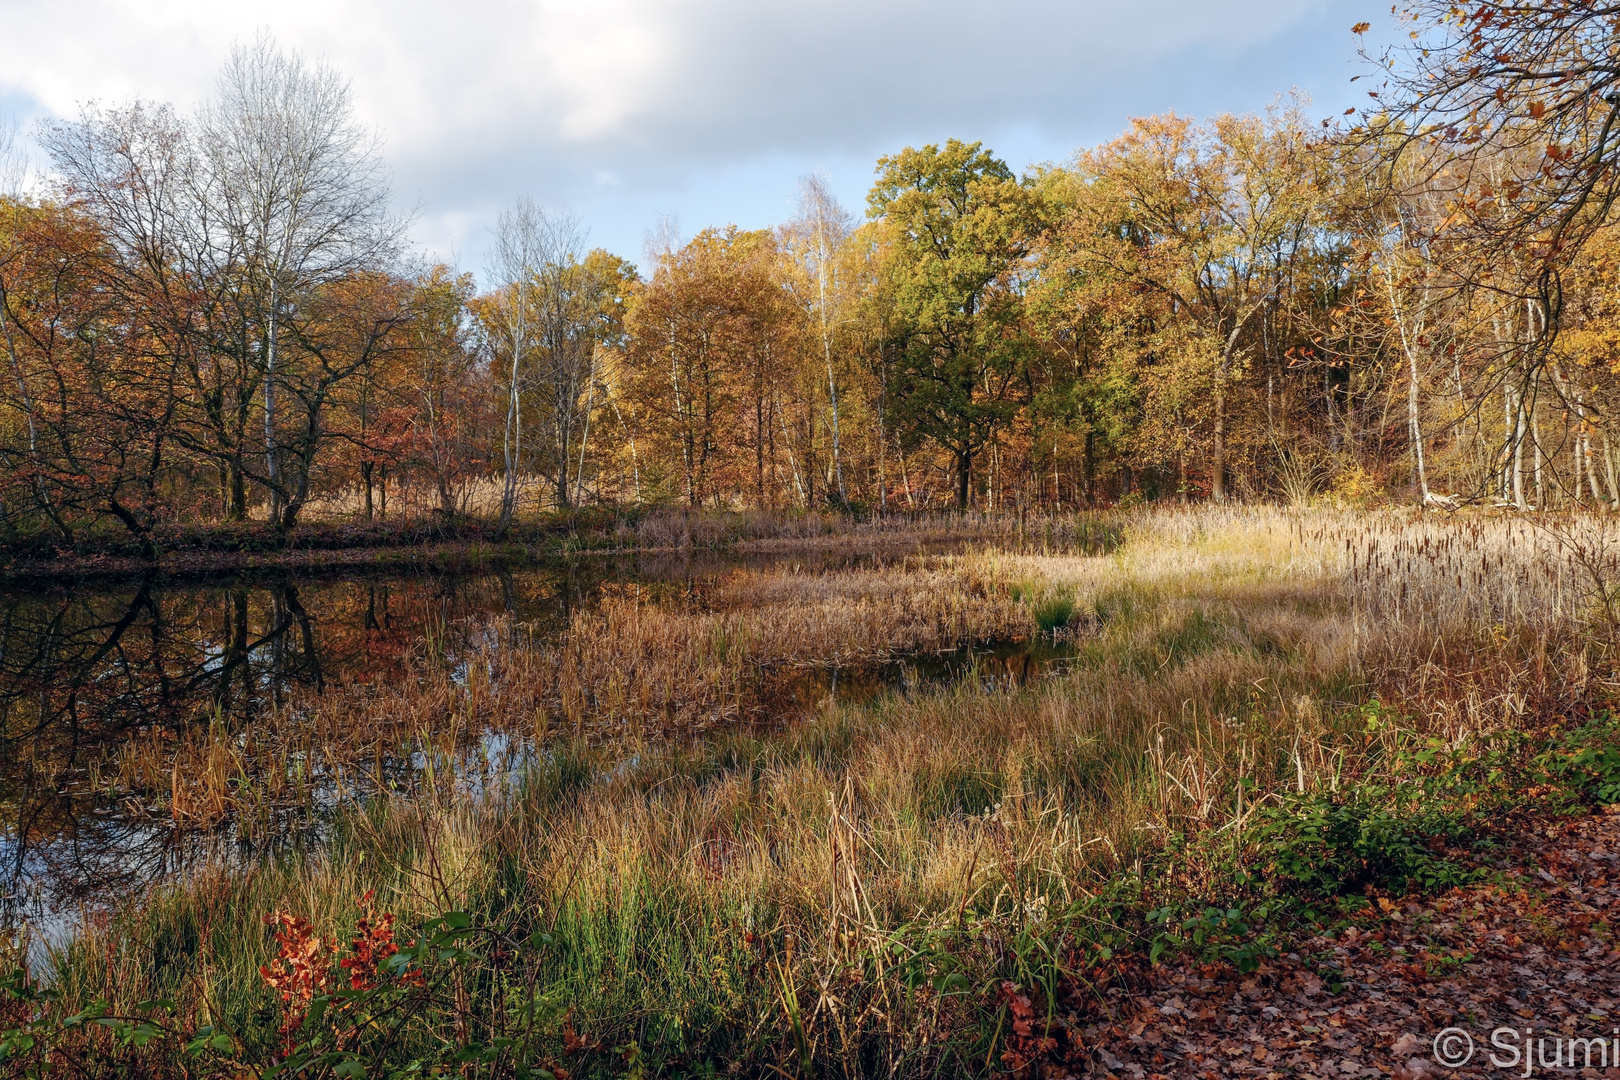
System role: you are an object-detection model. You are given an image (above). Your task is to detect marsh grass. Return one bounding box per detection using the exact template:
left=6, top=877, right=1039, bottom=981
left=11, top=506, right=1616, bottom=1077
left=112, top=555, right=1038, bottom=839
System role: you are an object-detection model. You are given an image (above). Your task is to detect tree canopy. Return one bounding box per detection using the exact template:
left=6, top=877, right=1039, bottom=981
left=8, top=22, right=1620, bottom=539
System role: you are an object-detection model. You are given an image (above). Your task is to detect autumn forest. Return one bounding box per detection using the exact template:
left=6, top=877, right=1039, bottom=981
left=6, top=7, right=1618, bottom=554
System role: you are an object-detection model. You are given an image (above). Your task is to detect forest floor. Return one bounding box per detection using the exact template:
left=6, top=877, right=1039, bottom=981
left=1090, top=803, right=1620, bottom=1079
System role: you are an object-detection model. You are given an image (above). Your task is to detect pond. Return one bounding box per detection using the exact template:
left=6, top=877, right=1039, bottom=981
left=0, top=547, right=1073, bottom=949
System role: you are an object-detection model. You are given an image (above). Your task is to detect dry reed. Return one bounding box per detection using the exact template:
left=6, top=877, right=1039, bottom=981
left=36, top=505, right=1617, bottom=1075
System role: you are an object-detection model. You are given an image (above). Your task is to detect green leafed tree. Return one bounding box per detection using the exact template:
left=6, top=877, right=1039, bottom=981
left=868, top=140, right=1041, bottom=509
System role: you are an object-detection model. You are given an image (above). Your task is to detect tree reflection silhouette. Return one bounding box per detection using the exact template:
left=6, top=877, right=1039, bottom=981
left=0, top=565, right=602, bottom=935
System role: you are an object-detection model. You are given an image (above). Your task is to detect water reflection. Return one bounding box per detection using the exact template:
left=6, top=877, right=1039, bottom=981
left=0, top=566, right=614, bottom=937
left=0, top=546, right=1074, bottom=945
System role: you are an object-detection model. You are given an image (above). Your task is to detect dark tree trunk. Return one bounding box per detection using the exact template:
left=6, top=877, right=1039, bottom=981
left=106, top=494, right=156, bottom=560
left=224, top=461, right=247, bottom=522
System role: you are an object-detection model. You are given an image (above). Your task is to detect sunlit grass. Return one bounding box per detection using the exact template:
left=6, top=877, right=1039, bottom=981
left=19, top=505, right=1616, bottom=1076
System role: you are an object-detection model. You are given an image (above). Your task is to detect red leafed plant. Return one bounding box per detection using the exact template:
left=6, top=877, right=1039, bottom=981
left=340, top=890, right=406, bottom=991
left=260, top=892, right=417, bottom=1056
left=259, top=912, right=337, bottom=1054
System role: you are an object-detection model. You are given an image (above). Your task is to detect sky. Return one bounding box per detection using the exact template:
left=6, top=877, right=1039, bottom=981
left=0, top=0, right=1389, bottom=278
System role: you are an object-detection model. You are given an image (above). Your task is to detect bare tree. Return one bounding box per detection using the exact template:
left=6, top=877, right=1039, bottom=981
left=0, top=113, right=27, bottom=195
left=487, top=197, right=543, bottom=535
left=43, top=100, right=267, bottom=522
left=1362, top=4, right=1620, bottom=270
left=35, top=102, right=217, bottom=540
left=790, top=174, right=853, bottom=504
left=530, top=211, right=591, bottom=509
left=198, top=32, right=401, bottom=525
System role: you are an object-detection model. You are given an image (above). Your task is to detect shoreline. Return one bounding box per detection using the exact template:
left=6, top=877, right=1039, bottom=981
left=0, top=532, right=962, bottom=585
left=0, top=539, right=570, bottom=584
left=0, top=510, right=1083, bottom=583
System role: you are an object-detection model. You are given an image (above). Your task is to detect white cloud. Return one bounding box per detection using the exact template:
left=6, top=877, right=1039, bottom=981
left=0, top=0, right=1373, bottom=267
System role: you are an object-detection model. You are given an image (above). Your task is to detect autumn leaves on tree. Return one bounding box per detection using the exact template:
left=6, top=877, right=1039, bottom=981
left=5, top=9, right=1620, bottom=543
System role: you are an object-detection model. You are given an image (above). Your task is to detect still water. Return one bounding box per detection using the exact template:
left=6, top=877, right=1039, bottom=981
left=0, top=549, right=1070, bottom=946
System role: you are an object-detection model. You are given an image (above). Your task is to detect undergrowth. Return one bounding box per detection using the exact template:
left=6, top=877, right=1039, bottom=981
left=8, top=712, right=1614, bottom=1078
left=3, top=507, right=1614, bottom=1077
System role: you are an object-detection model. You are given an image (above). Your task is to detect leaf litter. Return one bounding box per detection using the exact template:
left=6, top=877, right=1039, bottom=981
left=1039, top=805, right=1620, bottom=1079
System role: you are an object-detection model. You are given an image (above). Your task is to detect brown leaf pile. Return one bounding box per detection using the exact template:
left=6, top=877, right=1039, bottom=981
left=1064, top=807, right=1620, bottom=1078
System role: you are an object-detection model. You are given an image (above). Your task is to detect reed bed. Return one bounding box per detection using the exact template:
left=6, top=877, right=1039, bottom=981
left=118, top=556, right=1035, bottom=834
left=294, top=486, right=1128, bottom=556
left=17, top=506, right=1616, bottom=1077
